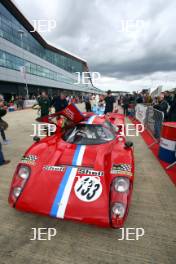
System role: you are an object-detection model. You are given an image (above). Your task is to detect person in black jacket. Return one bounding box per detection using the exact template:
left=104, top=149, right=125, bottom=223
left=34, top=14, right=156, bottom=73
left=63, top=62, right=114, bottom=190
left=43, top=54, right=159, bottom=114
left=122, top=94, right=130, bottom=116
left=84, top=95, right=91, bottom=112
left=153, top=93, right=169, bottom=139
left=153, top=93, right=168, bottom=121
left=168, top=93, right=176, bottom=121
left=104, top=90, right=115, bottom=114
left=136, top=93, right=143, bottom=104
left=38, top=91, right=51, bottom=117
left=164, top=91, right=172, bottom=106
left=51, top=92, right=68, bottom=113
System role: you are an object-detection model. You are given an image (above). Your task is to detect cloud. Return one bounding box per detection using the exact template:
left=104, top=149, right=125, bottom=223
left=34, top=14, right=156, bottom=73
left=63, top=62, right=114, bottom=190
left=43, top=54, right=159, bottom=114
left=13, top=0, right=176, bottom=91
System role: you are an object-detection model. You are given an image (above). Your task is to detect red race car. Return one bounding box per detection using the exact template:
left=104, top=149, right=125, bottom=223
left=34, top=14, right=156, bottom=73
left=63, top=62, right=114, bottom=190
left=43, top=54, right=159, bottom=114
left=8, top=104, right=134, bottom=228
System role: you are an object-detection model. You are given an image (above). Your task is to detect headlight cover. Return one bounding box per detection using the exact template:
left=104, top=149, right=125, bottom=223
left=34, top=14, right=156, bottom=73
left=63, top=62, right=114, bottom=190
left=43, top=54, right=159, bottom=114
left=114, top=177, right=130, bottom=192
left=18, top=166, right=30, bottom=179
left=13, top=187, right=22, bottom=198
left=114, top=126, right=119, bottom=133
left=111, top=203, right=125, bottom=218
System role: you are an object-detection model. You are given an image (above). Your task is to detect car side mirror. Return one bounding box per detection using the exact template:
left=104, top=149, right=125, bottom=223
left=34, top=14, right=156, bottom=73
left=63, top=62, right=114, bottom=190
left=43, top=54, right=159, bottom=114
left=124, top=141, right=133, bottom=148
left=33, top=136, right=40, bottom=142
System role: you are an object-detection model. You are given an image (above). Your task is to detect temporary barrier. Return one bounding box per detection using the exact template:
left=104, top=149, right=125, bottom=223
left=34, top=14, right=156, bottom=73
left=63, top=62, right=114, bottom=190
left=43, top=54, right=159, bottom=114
left=135, top=104, right=148, bottom=124
left=145, top=106, right=164, bottom=144
left=158, top=122, right=176, bottom=165
left=24, top=100, right=37, bottom=108
left=133, top=104, right=176, bottom=167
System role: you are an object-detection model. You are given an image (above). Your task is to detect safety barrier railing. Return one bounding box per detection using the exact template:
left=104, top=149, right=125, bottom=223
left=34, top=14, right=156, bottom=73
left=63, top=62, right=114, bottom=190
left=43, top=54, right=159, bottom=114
left=166, top=158, right=176, bottom=169
left=134, top=104, right=176, bottom=168
left=144, top=106, right=164, bottom=147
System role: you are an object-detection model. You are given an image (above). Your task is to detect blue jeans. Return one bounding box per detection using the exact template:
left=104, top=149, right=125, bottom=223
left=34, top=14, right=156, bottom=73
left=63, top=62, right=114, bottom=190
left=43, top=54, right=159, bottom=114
left=0, top=142, right=5, bottom=165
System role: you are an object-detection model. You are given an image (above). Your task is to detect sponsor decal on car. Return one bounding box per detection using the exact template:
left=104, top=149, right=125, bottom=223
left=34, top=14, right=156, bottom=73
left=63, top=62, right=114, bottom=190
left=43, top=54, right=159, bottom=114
left=43, top=165, right=103, bottom=176
left=77, top=168, right=104, bottom=177
left=44, top=165, right=65, bottom=172
left=111, top=164, right=132, bottom=176
left=74, top=176, right=102, bottom=202
left=21, top=155, right=38, bottom=165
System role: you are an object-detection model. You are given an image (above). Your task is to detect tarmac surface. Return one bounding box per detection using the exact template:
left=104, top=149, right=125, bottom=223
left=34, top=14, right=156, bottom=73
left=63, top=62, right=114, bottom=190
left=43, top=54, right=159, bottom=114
left=0, top=104, right=176, bottom=264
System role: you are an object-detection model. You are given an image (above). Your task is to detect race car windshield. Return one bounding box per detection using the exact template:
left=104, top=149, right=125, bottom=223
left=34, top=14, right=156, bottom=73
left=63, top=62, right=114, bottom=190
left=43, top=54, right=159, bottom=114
left=62, top=124, right=115, bottom=145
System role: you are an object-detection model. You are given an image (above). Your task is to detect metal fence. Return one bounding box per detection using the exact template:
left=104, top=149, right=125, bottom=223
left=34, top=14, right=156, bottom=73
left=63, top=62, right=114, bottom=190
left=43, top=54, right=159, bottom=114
left=145, top=106, right=164, bottom=142
left=134, top=104, right=176, bottom=168
left=133, top=104, right=164, bottom=147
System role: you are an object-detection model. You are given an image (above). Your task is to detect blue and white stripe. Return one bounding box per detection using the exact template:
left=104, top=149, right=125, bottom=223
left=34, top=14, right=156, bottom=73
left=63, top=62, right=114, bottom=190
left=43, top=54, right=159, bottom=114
left=159, top=137, right=176, bottom=163
left=87, top=115, right=96, bottom=124
left=50, top=115, right=96, bottom=218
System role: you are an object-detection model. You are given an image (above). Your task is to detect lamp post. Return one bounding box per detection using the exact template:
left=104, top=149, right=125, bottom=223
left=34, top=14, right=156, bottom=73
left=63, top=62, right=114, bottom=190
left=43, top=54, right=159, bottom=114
left=18, top=29, right=29, bottom=99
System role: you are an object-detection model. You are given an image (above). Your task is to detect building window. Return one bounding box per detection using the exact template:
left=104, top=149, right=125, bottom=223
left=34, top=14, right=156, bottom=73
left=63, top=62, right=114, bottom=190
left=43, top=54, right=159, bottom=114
left=0, top=3, right=84, bottom=74
left=0, top=49, right=91, bottom=92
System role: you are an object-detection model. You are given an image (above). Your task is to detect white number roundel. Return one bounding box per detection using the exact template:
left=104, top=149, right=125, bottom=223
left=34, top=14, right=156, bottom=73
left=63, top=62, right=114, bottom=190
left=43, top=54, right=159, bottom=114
left=74, top=176, right=102, bottom=202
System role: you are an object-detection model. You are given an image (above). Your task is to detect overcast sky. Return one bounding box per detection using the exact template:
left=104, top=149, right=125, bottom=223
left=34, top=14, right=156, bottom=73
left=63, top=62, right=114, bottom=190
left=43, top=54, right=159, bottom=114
left=13, top=0, right=176, bottom=92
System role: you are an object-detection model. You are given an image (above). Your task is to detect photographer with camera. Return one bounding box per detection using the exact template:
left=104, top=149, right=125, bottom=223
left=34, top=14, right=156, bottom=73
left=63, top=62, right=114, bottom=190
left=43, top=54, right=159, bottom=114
left=0, top=95, right=10, bottom=144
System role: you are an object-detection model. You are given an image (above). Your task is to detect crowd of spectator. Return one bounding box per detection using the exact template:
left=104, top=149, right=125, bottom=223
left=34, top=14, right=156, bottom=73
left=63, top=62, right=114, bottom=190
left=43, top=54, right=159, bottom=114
left=1, top=93, right=84, bottom=112
left=120, top=90, right=176, bottom=122
left=36, top=91, right=85, bottom=117
left=0, top=88, right=176, bottom=166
